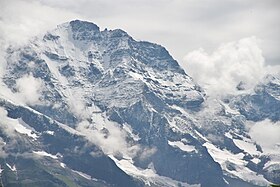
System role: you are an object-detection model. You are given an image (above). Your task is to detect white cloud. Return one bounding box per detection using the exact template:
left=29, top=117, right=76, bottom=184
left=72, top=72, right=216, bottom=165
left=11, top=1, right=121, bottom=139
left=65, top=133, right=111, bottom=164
left=0, top=40, right=8, bottom=79
left=138, top=147, right=157, bottom=161
left=182, top=37, right=279, bottom=96
left=66, top=90, right=90, bottom=119
left=65, top=91, right=155, bottom=159
left=75, top=113, right=156, bottom=160
left=76, top=119, right=140, bottom=158
left=37, top=0, right=280, bottom=65
left=0, top=107, right=17, bottom=137
left=249, top=119, right=280, bottom=154
left=0, top=0, right=279, bottom=65
left=0, top=136, right=8, bottom=158
left=1, top=1, right=278, bottom=99
left=16, top=74, right=44, bottom=105
left=0, top=0, right=80, bottom=106
left=0, top=0, right=81, bottom=46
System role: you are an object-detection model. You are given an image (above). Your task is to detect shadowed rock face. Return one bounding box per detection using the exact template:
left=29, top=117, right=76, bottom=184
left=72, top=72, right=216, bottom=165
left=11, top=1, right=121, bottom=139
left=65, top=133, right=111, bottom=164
left=70, top=20, right=100, bottom=41
left=70, top=20, right=100, bottom=32
left=0, top=20, right=279, bottom=187
left=230, top=75, right=280, bottom=122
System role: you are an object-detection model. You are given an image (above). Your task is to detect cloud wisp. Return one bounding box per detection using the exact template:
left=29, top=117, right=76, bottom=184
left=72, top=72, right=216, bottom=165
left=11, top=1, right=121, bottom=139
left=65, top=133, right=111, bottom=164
left=16, top=74, right=44, bottom=105
left=0, top=73, right=44, bottom=106
left=182, top=37, right=280, bottom=96
left=0, top=0, right=81, bottom=46
left=249, top=119, right=280, bottom=154
left=76, top=114, right=156, bottom=160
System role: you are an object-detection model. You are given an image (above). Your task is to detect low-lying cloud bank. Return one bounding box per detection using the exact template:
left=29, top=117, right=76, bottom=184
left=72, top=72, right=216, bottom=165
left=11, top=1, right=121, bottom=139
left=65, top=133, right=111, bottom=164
left=182, top=37, right=280, bottom=96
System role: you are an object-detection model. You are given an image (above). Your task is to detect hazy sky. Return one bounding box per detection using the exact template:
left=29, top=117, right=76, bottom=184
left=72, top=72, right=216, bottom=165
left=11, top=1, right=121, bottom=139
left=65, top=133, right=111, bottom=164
left=0, top=0, right=279, bottom=65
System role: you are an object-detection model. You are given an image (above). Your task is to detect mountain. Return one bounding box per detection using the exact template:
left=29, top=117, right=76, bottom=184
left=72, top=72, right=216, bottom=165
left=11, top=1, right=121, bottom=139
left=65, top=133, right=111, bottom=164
left=0, top=20, right=279, bottom=187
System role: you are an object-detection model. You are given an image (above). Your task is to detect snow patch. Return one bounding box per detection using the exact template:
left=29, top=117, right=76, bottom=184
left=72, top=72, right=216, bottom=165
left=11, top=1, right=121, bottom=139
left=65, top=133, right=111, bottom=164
left=33, top=151, right=58, bottom=159
left=45, top=130, right=54, bottom=135
left=224, top=132, right=232, bottom=139
left=264, top=154, right=280, bottom=170
left=72, top=169, right=92, bottom=180
left=109, top=155, right=198, bottom=187
left=251, top=158, right=261, bottom=164
left=6, top=163, right=16, bottom=172
left=0, top=108, right=38, bottom=139
left=14, top=120, right=38, bottom=139
left=60, top=162, right=66, bottom=168
left=0, top=165, right=3, bottom=174
left=128, top=71, right=143, bottom=81
left=221, top=102, right=239, bottom=115
left=233, top=139, right=260, bottom=156
left=168, top=140, right=197, bottom=153
left=204, top=142, right=246, bottom=166
left=123, top=123, right=140, bottom=141
left=203, top=142, right=268, bottom=186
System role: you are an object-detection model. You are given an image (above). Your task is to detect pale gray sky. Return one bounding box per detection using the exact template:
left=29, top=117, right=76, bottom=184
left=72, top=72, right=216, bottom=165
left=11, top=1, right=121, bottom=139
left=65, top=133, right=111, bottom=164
left=0, top=0, right=279, bottom=65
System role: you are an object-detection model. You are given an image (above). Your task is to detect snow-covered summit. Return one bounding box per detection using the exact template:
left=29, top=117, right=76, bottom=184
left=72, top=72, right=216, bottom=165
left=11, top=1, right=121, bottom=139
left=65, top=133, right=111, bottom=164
left=0, top=20, right=279, bottom=187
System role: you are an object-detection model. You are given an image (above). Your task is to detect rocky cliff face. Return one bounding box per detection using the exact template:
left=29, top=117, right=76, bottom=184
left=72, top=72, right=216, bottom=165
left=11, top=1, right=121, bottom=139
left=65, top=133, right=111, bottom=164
left=0, top=20, right=279, bottom=187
